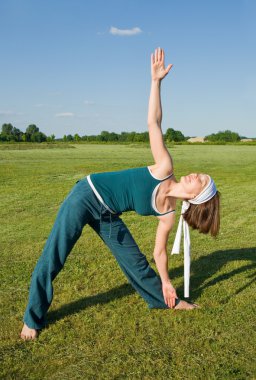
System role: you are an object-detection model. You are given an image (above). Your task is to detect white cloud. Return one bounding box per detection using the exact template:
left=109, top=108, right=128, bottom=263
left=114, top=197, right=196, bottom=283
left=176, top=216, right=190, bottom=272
left=34, top=104, right=63, bottom=108
left=55, top=112, right=74, bottom=117
left=0, top=111, right=14, bottom=116
left=84, top=100, right=95, bottom=105
left=0, top=110, right=24, bottom=117
left=34, top=103, right=46, bottom=108
left=110, top=26, right=142, bottom=36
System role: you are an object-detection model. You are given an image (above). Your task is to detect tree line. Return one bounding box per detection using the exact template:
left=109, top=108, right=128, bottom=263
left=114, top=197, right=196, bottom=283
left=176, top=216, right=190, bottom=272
left=0, top=123, right=55, bottom=142
left=0, top=123, right=244, bottom=143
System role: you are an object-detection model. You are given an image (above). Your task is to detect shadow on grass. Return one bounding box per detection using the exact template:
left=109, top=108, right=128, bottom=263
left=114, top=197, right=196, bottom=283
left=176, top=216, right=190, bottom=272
left=47, top=247, right=255, bottom=325
left=172, top=247, right=256, bottom=302
left=47, top=283, right=134, bottom=325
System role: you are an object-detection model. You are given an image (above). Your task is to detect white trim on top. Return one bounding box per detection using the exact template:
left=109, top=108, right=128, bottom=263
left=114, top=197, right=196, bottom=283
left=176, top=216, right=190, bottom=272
left=151, top=183, right=162, bottom=214
left=87, top=175, right=116, bottom=214
left=151, top=183, right=175, bottom=215
left=147, top=166, right=173, bottom=181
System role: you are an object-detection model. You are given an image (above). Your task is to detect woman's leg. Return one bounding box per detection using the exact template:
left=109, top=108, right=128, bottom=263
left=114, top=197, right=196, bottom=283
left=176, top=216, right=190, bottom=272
left=90, top=212, right=179, bottom=309
left=23, top=180, right=91, bottom=330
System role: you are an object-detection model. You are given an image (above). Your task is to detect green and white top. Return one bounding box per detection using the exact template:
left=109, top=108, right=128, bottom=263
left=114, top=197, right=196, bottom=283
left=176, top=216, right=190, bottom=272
left=87, top=166, right=175, bottom=216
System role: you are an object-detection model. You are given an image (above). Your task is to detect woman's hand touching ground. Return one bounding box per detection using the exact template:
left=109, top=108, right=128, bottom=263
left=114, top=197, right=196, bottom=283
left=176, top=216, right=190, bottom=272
left=151, top=47, right=173, bottom=81
left=162, top=282, right=178, bottom=308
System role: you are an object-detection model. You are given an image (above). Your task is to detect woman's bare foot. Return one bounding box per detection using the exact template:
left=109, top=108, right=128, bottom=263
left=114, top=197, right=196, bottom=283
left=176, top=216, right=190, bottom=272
left=20, top=323, right=39, bottom=340
left=174, top=300, right=200, bottom=310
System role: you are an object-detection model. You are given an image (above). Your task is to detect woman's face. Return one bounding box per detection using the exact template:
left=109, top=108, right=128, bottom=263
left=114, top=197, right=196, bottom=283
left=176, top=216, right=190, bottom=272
left=180, top=173, right=209, bottom=199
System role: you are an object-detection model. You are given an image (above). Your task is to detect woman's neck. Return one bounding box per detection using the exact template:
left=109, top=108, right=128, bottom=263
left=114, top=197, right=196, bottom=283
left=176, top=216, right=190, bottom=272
left=166, top=179, right=189, bottom=201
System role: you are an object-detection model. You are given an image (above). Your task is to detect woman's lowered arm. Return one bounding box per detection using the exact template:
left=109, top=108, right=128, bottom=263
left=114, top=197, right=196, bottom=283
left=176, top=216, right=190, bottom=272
left=153, top=213, right=178, bottom=308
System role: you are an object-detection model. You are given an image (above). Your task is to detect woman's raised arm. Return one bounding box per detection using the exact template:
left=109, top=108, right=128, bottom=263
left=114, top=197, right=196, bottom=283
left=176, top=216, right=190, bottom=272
left=148, top=48, right=173, bottom=170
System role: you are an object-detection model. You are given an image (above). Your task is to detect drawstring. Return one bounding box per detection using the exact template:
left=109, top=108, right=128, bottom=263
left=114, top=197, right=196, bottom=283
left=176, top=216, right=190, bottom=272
left=99, top=203, right=113, bottom=239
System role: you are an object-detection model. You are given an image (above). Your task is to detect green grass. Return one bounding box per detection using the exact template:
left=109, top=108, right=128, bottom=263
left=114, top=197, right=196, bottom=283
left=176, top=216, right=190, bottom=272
left=0, top=144, right=255, bottom=380
left=0, top=142, right=77, bottom=150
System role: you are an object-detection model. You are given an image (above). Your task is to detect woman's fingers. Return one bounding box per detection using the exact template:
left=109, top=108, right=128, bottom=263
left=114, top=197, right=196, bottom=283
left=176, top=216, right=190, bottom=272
left=152, top=47, right=166, bottom=65
left=167, top=296, right=176, bottom=308
left=155, top=48, right=158, bottom=62
left=165, top=294, right=178, bottom=308
left=160, top=48, right=163, bottom=62
left=157, top=47, right=160, bottom=62
left=165, top=64, right=173, bottom=74
left=153, top=47, right=166, bottom=65
left=158, top=47, right=164, bottom=62
left=165, top=294, right=171, bottom=308
left=155, top=47, right=161, bottom=62
left=158, top=47, right=161, bottom=62
left=163, top=285, right=177, bottom=308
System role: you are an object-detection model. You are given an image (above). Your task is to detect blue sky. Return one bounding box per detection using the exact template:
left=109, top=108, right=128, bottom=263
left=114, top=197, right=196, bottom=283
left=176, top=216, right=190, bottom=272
left=0, top=0, right=255, bottom=138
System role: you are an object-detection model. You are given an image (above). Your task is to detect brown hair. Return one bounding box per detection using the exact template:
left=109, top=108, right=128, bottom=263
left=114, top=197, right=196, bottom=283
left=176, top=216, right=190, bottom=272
left=183, top=191, right=221, bottom=237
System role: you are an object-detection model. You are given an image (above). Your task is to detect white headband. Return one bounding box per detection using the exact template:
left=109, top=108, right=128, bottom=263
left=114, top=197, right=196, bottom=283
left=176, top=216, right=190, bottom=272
left=171, top=176, right=217, bottom=298
left=189, top=175, right=217, bottom=205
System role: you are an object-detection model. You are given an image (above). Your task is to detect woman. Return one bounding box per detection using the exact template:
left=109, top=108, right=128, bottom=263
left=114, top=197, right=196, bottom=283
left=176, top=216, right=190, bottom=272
left=21, top=48, right=220, bottom=340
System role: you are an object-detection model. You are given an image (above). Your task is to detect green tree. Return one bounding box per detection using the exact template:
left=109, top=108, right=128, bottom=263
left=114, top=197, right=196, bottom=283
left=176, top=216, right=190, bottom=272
left=134, top=132, right=148, bottom=142
left=66, top=134, right=74, bottom=141
left=118, top=132, right=129, bottom=142
left=2, top=123, right=14, bottom=135
left=1, top=123, right=19, bottom=141
left=87, top=135, right=97, bottom=141
left=126, top=131, right=136, bottom=142
left=96, top=135, right=104, bottom=142
left=25, top=124, right=39, bottom=142
left=100, top=131, right=110, bottom=141
left=206, top=130, right=241, bottom=142
left=31, top=131, right=47, bottom=142
left=108, top=132, right=118, bottom=141
left=0, top=124, right=24, bottom=141
left=13, top=127, right=23, bottom=142
left=22, top=133, right=28, bottom=142
left=74, top=133, right=81, bottom=141
left=165, top=128, right=185, bottom=142
left=0, top=133, right=7, bottom=141
left=26, top=124, right=39, bottom=135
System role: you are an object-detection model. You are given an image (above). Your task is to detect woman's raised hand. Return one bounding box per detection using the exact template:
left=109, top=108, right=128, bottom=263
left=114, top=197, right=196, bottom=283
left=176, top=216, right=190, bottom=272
left=151, top=47, right=173, bottom=81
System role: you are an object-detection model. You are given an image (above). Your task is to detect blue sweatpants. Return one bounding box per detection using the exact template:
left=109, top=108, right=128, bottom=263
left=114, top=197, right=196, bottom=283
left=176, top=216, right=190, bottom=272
left=24, top=178, right=175, bottom=329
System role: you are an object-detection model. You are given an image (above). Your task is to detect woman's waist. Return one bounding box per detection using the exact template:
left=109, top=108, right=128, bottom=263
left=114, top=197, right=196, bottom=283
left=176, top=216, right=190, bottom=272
left=86, top=175, right=117, bottom=214
left=85, top=174, right=157, bottom=216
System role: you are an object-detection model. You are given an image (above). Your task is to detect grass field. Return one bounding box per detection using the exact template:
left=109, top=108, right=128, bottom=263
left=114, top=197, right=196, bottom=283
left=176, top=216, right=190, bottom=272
left=0, top=144, right=255, bottom=380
